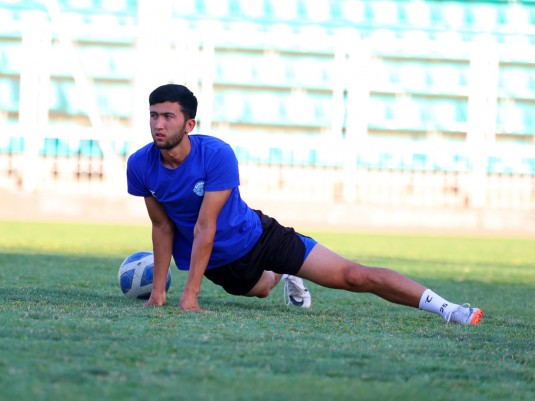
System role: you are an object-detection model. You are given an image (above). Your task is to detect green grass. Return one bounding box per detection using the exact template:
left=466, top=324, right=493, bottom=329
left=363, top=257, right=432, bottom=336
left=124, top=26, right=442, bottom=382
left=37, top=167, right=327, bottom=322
left=0, top=220, right=534, bottom=401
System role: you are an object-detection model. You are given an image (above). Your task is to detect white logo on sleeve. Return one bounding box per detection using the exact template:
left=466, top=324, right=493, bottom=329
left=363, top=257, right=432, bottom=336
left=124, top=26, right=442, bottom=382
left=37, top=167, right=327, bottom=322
left=193, top=181, right=205, bottom=196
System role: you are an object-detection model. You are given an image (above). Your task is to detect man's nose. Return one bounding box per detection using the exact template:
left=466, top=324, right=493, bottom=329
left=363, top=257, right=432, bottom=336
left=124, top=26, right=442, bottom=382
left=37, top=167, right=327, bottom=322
left=153, top=116, right=164, bottom=128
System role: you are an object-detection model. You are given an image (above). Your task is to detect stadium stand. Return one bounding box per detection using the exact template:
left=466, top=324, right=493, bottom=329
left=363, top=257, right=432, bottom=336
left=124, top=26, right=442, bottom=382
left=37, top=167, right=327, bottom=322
left=0, top=0, right=534, bottom=217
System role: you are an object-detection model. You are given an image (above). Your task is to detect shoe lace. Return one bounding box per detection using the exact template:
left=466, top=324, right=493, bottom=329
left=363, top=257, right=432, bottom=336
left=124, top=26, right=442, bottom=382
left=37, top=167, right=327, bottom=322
left=445, top=303, right=471, bottom=324
left=283, top=280, right=290, bottom=306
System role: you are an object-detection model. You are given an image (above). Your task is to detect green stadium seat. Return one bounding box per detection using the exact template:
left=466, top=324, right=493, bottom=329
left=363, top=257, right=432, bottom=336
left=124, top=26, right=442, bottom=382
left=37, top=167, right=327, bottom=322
left=523, top=158, right=535, bottom=175
left=337, top=0, right=366, bottom=24
left=499, top=67, right=535, bottom=99
left=78, top=139, right=102, bottom=158
left=61, top=0, right=95, bottom=9
left=41, top=138, right=72, bottom=156
left=202, top=0, right=231, bottom=18
left=368, top=1, right=400, bottom=26
left=100, top=0, right=131, bottom=13
left=397, top=30, right=436, bottom=58
left=254, top=54, right=288, bottom=86
left=368, top=60, right=395, bottom=92
left=48, top=82, right=63, bottom=112
left=429, top=99, right=467, bottom=133
left=214, top=53, right=256, bottom=85
left=288, top=57, right=333, bottom=89
left=399, top=1, right=434, bottom=29
left=496, top=101, right=534, bottom=135
left=437, top=2, right=468, bottom=30
left=268, top=147, right=283, bottom=164
left=500, top=34, right=535, bottom=63
left=0, top=79, right=19, bottom=113
left=49, top=45, right=74, bottom=77
left=523, top=103, right=535, bottom=134
left=487, top=155, right=506, bottom=174
left=396, top=62, right=431, bottom=94
left=302, top=0, right=332, bottom=23
left=293, top=25, right=333, bottom=53
left=78, top=47, right=113, bottom=78
left=388, top=96, right=425, bottom=131
left=368, top=29, right=401, bottom=56
left=431, top=31, right=470, bottom=59
left=94, top=84, right=133, bottom=118
left=468, top=3, right=500, bottom=31
left=282, top=92, right=331, bottom=127
left=0, top=43, right=21, bottom=74
left=267, top=0, right=299, bottom=20
left=428, top=64, right=469, bottom=96
left=171, top=0, right=198, bottom=16
left=112, top=140, right=130, bottom=156
left=248, top=92, right=284, bottom=124
left=501, top=4, right=533, bottom=33
left=236, top=0, right=265, bottom=18
left=61, top=82, right=85, bottom=115
left=367, top=95, right=427, bottom=133
left=107, top=48, right=134, bottom=79
left=0, top=137, right=24, bottom=154
left=411, top=153, right=431, bottom=171
left=52, top=81, right=131, bottom=118
left=212, top=90, right=249, bottom=123
left=367, top=96, right=391, bottom=130
left=76, top=46, right=133, bottom=79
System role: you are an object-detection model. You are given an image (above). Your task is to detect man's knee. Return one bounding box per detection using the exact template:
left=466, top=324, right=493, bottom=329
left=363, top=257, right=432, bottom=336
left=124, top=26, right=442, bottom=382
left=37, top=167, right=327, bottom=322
left=253, top=287, right=271, bottom=298
left=343, top=263, right=376, bottom=292
left=245, top=272, right=277, bottom=298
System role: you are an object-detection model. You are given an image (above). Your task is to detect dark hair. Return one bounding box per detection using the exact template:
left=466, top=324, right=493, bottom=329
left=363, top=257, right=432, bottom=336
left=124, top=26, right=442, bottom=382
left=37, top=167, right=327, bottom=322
left=149, top=84, right=198, bottom=119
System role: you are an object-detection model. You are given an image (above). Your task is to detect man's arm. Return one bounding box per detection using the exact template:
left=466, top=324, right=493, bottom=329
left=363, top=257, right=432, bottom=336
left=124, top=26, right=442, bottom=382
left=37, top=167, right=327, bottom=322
left=144, top=196, right=175, bottom=306
left=179, top=189, right=232, bottom=312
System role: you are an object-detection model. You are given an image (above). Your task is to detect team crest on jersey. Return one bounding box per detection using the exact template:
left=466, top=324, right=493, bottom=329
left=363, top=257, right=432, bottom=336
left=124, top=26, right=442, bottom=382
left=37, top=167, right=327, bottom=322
left=193, top=181, right=205, bottom=196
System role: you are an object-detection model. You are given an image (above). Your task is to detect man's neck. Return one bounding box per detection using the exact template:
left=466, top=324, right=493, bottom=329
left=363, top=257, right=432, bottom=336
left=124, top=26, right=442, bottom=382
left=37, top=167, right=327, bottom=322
left=160, top=135, right=191, bottom=169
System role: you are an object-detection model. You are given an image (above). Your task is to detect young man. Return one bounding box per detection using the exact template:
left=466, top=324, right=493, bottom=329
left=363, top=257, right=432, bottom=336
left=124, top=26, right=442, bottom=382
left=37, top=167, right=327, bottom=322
left=127, top=84, right=484, bottom=325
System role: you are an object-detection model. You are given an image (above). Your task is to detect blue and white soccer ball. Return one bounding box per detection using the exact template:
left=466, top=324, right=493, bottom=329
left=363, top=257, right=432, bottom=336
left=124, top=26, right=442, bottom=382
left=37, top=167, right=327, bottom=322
left=118, top=251, right=171, bottom=300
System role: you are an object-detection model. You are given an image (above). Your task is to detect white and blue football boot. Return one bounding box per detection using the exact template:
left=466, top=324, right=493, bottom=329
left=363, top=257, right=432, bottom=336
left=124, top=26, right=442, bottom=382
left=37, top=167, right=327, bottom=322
left=283, top=275, right=312, bottom=308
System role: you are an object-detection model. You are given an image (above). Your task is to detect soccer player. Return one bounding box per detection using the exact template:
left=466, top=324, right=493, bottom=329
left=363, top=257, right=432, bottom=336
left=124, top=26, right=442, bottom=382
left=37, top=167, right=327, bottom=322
left=126, top=84, right=484, bottom=325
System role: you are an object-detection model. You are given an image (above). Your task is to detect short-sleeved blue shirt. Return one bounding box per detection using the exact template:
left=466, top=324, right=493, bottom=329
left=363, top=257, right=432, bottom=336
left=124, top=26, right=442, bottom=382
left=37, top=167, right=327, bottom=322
left=127, top=135, right=262, bottom=270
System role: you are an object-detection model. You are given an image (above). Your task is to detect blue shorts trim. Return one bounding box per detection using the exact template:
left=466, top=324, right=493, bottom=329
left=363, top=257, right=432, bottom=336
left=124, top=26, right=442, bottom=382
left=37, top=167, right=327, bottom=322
left=297, top=234, right=317, bottom=261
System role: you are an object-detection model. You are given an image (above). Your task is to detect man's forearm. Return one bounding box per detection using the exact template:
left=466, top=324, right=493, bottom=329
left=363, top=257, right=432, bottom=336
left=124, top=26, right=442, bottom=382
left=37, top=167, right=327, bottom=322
left=185, top=228, right=214, bottom=293
left=152, top=225, right=174, bottom=292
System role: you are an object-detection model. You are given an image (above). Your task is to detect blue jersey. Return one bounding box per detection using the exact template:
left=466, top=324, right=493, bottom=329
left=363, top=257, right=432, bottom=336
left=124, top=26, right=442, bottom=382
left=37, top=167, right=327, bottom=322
left=127, top=134, right=262, bottom=270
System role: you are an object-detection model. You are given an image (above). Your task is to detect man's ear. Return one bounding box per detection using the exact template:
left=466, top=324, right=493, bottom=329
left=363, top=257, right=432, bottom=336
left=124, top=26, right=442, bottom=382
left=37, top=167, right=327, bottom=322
left=186, top=119, right=196, bottom=133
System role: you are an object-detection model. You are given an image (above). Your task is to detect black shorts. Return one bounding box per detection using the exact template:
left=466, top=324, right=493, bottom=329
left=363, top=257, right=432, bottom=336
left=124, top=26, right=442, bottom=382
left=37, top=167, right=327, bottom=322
left=204, top=210, right=310, bottom=296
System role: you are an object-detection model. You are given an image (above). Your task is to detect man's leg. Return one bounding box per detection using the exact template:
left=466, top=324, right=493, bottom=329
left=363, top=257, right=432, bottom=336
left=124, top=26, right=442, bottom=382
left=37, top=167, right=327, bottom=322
left=243, top=271, right=312, bottom=308
left=245, top=271, right=283, bottom=298
left=298, top=244, right=483, bottom=324
left=298, top=244, right=425, bottom=306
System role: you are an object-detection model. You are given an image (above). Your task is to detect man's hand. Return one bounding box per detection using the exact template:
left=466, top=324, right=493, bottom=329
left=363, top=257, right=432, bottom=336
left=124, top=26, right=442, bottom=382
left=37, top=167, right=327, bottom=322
left=146, top=290, right=166, bottom=307
left=179, top=289, right=209, bottom=312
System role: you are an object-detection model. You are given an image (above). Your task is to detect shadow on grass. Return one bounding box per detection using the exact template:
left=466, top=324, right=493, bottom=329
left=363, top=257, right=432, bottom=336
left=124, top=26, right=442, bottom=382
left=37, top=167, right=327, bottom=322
left=1, top=250, right=534, bottom=329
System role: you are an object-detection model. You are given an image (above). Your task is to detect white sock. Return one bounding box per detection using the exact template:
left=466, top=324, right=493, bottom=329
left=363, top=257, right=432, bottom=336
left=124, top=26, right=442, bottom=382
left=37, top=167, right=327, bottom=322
left=419, top=289, right=459, bottom=320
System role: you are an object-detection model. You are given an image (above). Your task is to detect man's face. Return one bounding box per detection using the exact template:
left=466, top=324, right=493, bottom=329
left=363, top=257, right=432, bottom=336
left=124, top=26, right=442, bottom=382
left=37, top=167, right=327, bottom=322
left=149, top=101, right=192, bottom=150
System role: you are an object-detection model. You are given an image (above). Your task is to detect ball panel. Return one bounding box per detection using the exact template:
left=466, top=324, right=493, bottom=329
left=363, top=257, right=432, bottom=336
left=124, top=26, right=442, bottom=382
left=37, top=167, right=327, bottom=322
left=121, top=251, right=153, bottom=266
left=119, top=268, right=135, bottom=293
left=118, top=251, right=172, bottom=300
left=140, top=264, right=154, bottom=287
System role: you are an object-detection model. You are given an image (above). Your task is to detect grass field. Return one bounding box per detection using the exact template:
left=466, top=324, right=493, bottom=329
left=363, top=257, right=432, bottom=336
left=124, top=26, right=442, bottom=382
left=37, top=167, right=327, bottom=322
left=0, top=220, right=534, bottom=401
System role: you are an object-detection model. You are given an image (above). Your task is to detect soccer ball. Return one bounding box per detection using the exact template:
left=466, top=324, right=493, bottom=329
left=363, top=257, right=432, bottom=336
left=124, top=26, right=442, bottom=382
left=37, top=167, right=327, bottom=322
left=118, top=251, right=171, bottom=300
